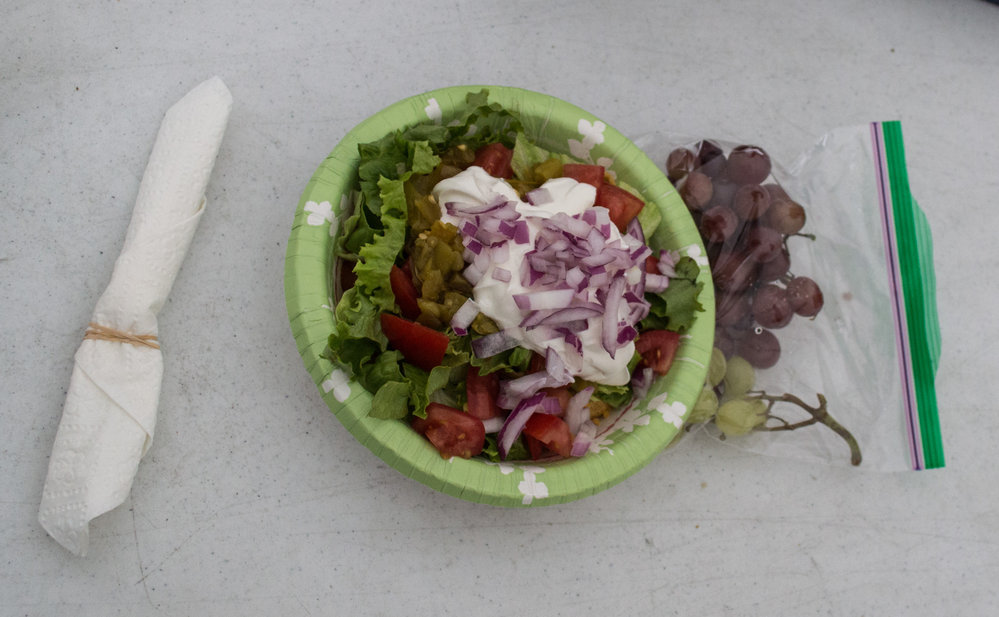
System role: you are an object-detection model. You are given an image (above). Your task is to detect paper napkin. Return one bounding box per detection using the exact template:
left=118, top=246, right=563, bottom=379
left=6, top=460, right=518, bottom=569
left=38, top=76, right=232, bottom=556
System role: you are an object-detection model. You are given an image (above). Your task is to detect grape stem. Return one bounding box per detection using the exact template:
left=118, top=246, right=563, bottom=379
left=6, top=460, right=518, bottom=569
left=750, top=391, right=862, bottom=466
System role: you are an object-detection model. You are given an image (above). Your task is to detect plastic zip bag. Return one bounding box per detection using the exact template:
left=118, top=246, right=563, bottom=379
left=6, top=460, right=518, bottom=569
left=634, top=122, right=943, bottom=471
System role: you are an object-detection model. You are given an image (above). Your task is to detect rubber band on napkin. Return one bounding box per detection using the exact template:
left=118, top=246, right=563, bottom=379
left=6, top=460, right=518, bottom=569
left=83, top=322, right=160, bottom=349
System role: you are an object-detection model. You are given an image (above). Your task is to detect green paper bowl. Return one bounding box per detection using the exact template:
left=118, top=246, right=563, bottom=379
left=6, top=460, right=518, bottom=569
left=285, top=86, right=714, bottom=506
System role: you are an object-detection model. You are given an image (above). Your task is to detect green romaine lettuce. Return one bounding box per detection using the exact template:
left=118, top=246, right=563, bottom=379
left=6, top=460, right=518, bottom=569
left=641, top=256, right=704, bottom=333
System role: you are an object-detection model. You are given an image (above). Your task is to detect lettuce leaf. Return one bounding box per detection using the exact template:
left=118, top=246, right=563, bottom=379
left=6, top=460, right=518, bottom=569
left=641, top=256, right=704, bottom=333
left=482, top=433, right=529, bottom=462
left=448, top=90, right=522, bottom=150
left=467, top=342, right=533, bottom=376
left=510, top=131, right=566, bottom=179
left=353, top=176, right=408, bottom=313
left=404, top=338, right=471, bottom=418
left=590, top=382, right=634, bottom=408
left=370, top=380, right=411, bottom=419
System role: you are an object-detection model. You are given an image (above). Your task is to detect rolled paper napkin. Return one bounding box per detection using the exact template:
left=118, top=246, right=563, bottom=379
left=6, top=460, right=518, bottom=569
left=38, top=76, right=233, bottom=556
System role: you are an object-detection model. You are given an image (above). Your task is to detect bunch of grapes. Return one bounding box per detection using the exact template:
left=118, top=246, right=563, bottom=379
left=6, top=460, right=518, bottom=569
left=667, top=140, right=824, bottom=370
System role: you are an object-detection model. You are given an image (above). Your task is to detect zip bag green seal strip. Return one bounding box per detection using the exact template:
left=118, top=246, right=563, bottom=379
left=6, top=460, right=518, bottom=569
left=874, top=121, right=944, bottom=469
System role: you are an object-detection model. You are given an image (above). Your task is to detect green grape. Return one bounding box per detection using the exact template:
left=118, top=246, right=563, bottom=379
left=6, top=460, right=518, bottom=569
left=707, top=347, right=727, bottom=388
left=722, top=355, right=755, bottom=400
left=689, top=386, right=719, bottom=424
left=715, top=398, right=768, bottom=437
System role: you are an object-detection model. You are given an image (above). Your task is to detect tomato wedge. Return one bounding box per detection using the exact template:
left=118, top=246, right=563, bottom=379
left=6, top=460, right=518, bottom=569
left=411, top=403, right=485, bottom=459
left=522, top=413, right=572, bottom=458
left=562, top=163, right=605, bottom=188
left=635, top=329, right=681, bottom=376
left=389, top=264, right=421, bottom=319
left=473, top=142, right=514, bottom=179
left=595, top=183, right=646, bottom=232
left=541, top=386, right=571, bottom=415
left=379, top=313, right=449, bottom=371
left=525, top=434, right=545, bottom=460
left=466, top=366, right=500, bottom=419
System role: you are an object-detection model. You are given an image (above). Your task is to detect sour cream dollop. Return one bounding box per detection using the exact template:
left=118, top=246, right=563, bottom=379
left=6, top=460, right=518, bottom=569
left=432, top=166, right=647, bottom=386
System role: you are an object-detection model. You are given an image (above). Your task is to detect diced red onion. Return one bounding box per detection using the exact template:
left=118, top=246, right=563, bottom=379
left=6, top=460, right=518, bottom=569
left=473, top=248, right=493, bottom=273
left=460, top=221, right=478, bottom=237
left=464, top=263, right=483, bottom=285
left=523, top=263, right=545, bottom=286
left=566, top=386, right=594, bottom=434
left=626, top=216, right=645, bottom=243
left=497, top=392, right=547, bottom=459
left=617, top=324, right=638, bottom=345
left=513, top=220, right=530, bottom=244
left=545, top=346, right=573, bottom=386
left=526, top=187, right=552, bottom=206
left=630, top=245, right=652, bottom=262
left=482, top=416, right=505, bottom=434
left=471, top=330, right=519, bottom=358
left=537, top=304, right=602, bottom=325
left=582, top=252, right=619, bottom=269
left=631, top=367, right=655, bottom=400
left=464, top=238, right=483, bottom=255
left=557, top=328, right=583, bottom=354
left=589, top=271, right=610, bottom=289
left=548, top=212, right=592, bottom=238
left=570, top=421, right=597, bottom=457
left=513, top=287, right=575, bottom=311
left=491, top=267, right=511, bottom=282
left=657, top=249, right=680, bottom=278
left=645, top=273, right=670, bottom=293
left=520, top=308, right=558, bottom=329
left=498, top=372, right=550, bottom=409
left=539, top=395, right=563, bottom=415
left=628, top=302, right=650, bottom=324
left=497, top=220, right=517, bottom=239
left=495, top=207, right=522, bottom=222
left=450, top=298, right=479, bottom=336
left=601, top=276, right=626, bottom=357
left=445, top=196, right=512, bottom=216
left=532, top=325, right=561, bottom=344
left=565, top=267, right=585, bottom=291
left=586, top=227, right=606, bottom=254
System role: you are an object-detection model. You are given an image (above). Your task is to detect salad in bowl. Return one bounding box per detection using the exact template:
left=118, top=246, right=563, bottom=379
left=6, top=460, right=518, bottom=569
left=286, top=86, right=714, bottom=506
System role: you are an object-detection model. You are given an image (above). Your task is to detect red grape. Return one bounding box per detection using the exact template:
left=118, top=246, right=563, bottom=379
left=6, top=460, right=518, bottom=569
left=745, top=226, right=783, bottom=263
left=666, top=148, right=698, bottom=182
left=709, top=179, right=738, bottom=209
left=762, top=182, right=789, bottom=203
left=712, top=252, right=758, bottom=294
left=786, top=276, right=824, bottom=317
left=696, top=140, right=726, bottom=177
left=737, top=328, right=781, bottom=369
left=757, top=248, right=790, bottom=283
left=714, top=327, right=737, bottom=358
left=680, top=171, right=714, bottom=210
left=752, top=284, right=793, bottom=329
left=725, top=145, right=771, bottom=185
left=716, top=291, right=752, bottom=327
left=732, top=184, right=771, bottom=221
left=700, top=205, right=739, bottom=244
left=765, top=199, right=807, bottom=235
